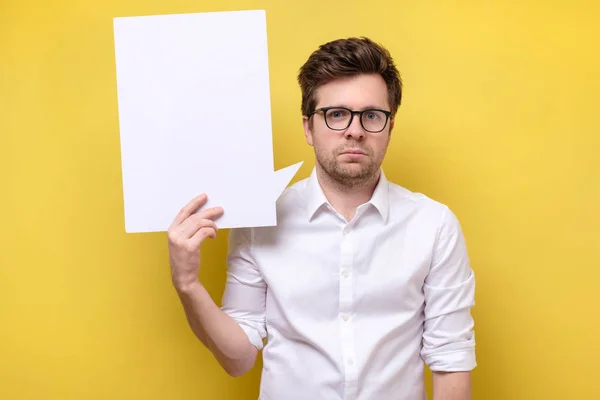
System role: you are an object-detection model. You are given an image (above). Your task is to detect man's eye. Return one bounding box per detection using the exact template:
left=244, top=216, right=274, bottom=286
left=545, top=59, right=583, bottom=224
left=327, top=108, right=348, bottom=118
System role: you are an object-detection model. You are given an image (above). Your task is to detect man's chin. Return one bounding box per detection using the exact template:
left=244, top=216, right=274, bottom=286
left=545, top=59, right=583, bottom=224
left=332, top=164, right=375, bottom=181
left=317, top=156, right=378, bottom=182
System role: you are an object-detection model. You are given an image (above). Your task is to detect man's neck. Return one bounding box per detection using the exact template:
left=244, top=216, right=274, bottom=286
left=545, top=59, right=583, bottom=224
left=316, top=166, right=380, bottom=222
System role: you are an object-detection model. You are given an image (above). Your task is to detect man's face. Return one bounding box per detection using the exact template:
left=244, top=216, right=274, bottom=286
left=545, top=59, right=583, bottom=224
left=303, top=73, right=394, bottom=188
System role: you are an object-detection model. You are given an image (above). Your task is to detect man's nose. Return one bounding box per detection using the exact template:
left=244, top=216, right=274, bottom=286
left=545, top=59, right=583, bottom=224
left=344, top=114, right=365, bottom=140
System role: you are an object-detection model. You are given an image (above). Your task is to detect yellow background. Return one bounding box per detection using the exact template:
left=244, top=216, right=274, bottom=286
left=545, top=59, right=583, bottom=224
left=1, top=0, right=599, bottom=399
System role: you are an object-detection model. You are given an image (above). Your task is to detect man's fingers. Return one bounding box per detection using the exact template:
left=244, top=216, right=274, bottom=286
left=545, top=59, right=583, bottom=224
left=196, top=205, right=224, bottom=221
left=180, top=206, right=224, bottom=238
left=170, top=193, right=208, bottom=229
left=180, top=217, right=219, bottom=240
left=188, top=227, right=217, bottom=249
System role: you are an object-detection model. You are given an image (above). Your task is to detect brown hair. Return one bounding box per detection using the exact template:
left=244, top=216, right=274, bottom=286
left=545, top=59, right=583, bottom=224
left=297, top=36, right=402, bottom=118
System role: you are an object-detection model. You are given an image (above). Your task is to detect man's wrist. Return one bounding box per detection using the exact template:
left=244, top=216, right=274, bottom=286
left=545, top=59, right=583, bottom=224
left=173, top=276, right=202, bottom=294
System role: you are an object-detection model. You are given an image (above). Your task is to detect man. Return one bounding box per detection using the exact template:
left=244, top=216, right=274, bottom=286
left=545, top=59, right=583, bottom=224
left=167, top=37, right=476, bottom=400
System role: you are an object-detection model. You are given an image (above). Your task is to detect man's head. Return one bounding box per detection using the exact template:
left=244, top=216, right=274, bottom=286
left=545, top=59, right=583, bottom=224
left=298, top=37, right=402, bottom=188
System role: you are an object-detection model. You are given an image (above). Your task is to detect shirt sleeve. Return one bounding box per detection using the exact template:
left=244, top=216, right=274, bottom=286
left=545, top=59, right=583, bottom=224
left=420, top=205, right=477, bottom=372
left=220, top=227, right=267, bottom=351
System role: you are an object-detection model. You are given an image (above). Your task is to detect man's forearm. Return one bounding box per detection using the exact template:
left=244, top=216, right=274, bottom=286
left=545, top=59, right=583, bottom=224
left=175, top=280, right=258, bottom=377
left=432, top=371, right=471, bottom=400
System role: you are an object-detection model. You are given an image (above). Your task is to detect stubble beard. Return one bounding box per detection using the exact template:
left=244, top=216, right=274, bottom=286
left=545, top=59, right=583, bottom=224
left=315, top=144, right=384, bottom=190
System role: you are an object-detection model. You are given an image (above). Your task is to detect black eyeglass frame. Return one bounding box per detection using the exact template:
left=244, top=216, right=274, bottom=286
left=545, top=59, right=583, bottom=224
left=309, top=106, right=393, bottom=133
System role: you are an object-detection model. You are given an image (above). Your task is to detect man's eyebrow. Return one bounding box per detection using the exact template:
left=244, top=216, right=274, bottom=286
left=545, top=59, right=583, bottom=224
left=327, top=104, right=388, bottom=110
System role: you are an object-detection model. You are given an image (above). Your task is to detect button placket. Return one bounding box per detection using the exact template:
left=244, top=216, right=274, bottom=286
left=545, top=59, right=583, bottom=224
left=339, top=224, right=358, bottom=398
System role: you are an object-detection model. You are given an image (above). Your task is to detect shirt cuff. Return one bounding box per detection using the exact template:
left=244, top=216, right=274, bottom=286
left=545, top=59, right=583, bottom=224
left=426, top=347, right=477, bottom=372
left=236, top=321, right=266, bottom=351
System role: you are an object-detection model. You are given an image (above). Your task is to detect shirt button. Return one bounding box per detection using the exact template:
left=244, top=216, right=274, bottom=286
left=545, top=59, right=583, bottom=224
left=348, top=359, right=354, bottom=366
left=342, top=271, right=350, bottom=279
left=342, top=314, right=349, bottom=321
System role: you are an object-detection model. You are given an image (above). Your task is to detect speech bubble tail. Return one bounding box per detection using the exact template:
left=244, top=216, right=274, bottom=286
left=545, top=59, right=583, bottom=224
left=271, top=161, right=303, bottom=200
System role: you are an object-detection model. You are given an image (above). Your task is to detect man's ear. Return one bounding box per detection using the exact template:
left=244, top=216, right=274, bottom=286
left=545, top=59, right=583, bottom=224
left=388, top=117, right=395, bottom=135
left=302, top=116, right=314, bottom=146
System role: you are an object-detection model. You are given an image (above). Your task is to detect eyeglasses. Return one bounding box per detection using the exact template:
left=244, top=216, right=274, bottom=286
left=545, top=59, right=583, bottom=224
left=309, top=106, right=392, bottom=133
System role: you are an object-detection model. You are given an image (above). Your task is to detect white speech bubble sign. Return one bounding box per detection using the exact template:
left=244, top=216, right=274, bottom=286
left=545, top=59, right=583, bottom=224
left=113, top=10, right=303, bottom=233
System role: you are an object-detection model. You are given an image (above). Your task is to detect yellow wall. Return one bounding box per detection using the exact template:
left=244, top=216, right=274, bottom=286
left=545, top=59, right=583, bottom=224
left=1, top=1, right=598, bottom=399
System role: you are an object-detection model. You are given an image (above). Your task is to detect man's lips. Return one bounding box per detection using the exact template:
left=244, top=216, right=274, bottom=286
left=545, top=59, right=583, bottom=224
left=341, top=149, right=367, bottom=155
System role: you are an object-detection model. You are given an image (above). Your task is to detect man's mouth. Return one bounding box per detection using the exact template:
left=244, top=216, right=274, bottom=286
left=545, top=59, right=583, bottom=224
left=341, top=149, right=367, bottom=155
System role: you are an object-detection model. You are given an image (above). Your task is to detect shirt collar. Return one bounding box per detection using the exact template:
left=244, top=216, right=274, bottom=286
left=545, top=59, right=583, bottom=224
left=304, top=167, right=390, bottom=223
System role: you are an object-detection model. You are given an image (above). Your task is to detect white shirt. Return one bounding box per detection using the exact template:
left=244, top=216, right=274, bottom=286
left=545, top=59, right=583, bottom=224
left=221, top=168, right=476, bottom=400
